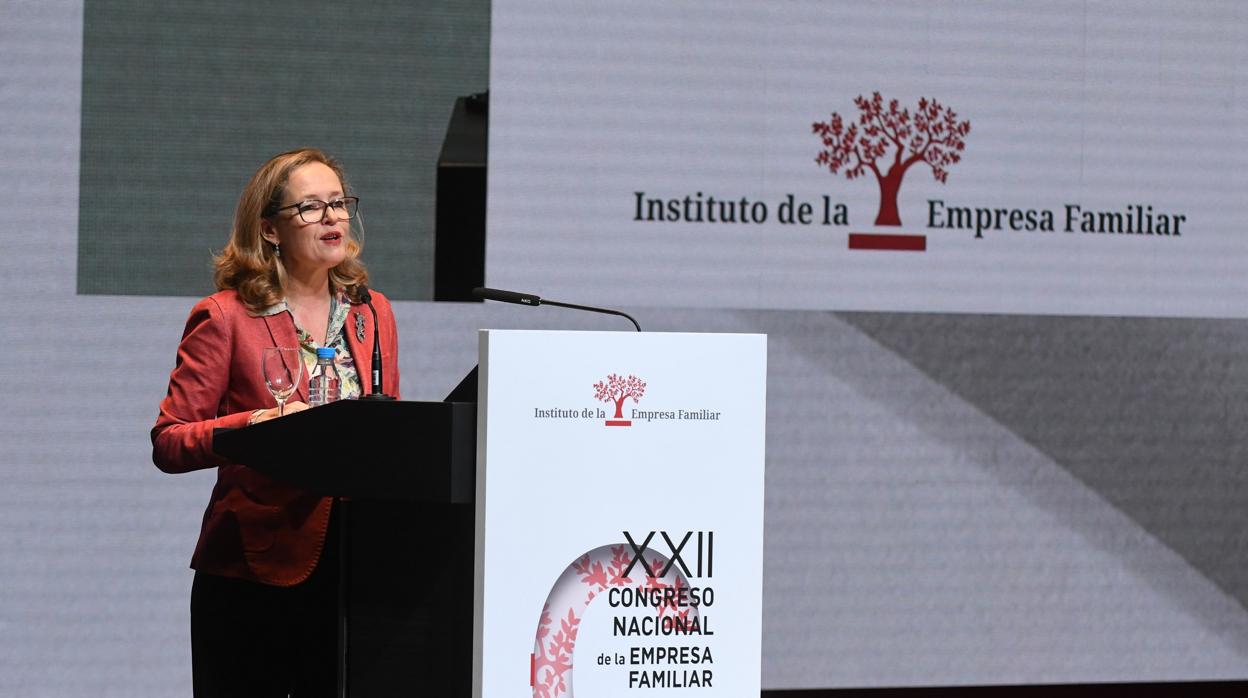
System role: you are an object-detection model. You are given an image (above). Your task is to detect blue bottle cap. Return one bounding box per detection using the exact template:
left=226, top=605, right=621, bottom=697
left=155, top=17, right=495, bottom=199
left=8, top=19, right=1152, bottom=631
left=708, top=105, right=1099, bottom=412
left=316, top=347, right=336, bottom=360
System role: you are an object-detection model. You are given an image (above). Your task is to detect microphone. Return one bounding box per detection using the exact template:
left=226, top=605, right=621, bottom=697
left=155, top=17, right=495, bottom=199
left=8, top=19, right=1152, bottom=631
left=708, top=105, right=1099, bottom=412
left=357, top=286, right=395, bottom=400
left=472, top=287, right=642, bottom=331
left=471, top=287, right=540, bottom=306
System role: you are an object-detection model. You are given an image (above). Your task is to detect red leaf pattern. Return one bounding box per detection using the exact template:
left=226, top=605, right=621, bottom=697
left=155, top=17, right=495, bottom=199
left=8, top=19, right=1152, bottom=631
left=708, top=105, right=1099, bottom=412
left=532, top=544, right=697, bottom=697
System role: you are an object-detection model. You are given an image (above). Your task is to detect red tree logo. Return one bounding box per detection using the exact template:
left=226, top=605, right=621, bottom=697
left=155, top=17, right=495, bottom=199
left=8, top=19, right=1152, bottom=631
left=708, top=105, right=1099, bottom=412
left=812, top=92, right=970, bottom=226
left=592, top=373, right=646, bottom=427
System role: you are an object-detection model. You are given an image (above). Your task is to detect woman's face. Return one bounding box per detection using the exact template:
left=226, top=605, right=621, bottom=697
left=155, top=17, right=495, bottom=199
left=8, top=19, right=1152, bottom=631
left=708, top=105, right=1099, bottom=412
left=262, top=162, right=351, bottom=278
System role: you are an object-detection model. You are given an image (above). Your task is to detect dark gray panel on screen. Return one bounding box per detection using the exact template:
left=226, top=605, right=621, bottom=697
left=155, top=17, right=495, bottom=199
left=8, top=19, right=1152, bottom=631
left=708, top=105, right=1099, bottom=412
left=77, top=0, right=489, bottom=299
left=841, top=312, right=1248, bottom=614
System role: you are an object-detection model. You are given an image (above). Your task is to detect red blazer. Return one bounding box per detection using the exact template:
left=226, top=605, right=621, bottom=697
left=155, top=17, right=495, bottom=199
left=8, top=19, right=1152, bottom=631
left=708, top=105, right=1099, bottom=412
left=152, top=289, right=400, bottom=586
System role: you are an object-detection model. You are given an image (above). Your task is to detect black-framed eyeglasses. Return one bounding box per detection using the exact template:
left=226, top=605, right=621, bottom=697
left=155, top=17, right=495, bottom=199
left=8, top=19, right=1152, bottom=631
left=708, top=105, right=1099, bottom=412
left=269, top=196, right=360, bottom=223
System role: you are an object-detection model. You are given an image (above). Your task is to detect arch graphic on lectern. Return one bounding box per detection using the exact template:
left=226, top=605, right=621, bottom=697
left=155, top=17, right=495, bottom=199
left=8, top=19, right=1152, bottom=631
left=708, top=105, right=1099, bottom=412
left=531, top=544, right=699, bottom=697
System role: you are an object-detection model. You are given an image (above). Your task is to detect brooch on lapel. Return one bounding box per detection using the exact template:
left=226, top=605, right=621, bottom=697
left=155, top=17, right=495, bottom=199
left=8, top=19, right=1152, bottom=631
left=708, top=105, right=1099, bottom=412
left=354, top=312, right=366, bottom=342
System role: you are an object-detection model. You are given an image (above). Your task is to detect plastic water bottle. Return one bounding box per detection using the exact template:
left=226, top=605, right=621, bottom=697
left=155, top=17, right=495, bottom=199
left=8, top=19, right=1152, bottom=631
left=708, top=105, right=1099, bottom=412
left=308, top=347, right=340, bottom=407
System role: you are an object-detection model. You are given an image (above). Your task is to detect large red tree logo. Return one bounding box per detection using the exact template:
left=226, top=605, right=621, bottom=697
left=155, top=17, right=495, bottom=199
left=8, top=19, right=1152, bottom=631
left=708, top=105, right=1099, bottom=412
left=592, top=373, right=646, bottom=427
left=812, top=92, right=970, bottom=226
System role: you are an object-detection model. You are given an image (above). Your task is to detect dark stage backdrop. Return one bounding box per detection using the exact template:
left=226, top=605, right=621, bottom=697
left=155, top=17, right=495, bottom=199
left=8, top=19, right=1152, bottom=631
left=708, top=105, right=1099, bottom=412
left=77, top=0, right=489, bottom=299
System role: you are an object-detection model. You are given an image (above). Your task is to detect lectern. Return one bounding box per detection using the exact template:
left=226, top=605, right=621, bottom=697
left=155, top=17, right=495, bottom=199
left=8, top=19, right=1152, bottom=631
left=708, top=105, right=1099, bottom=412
left=214, top=329, right=768, bottom=698
left=475, top=330, right=766, bottom=698
left=214, top=398, right=478, bottom=696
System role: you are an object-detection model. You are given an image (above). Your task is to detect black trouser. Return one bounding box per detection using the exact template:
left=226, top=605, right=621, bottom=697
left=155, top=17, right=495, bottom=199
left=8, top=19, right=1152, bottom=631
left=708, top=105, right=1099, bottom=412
left=190, top=505, right=340, bottom=698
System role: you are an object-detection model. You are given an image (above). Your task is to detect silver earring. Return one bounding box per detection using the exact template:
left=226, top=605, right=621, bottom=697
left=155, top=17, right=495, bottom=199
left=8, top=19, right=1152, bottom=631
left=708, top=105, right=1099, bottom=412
left=274, top=243, right=281, bottom=258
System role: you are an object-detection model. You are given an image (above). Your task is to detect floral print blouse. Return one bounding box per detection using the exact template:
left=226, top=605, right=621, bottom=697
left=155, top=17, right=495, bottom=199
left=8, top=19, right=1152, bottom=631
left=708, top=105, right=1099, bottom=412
left=258, top=289, right=363, bottom=400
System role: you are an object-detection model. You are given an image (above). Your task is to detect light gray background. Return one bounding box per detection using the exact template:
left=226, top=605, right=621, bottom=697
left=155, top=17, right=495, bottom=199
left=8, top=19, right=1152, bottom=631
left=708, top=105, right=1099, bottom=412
left=2, top=1, right=1246, bottom=695
left=485, top=0, right=1248, bottom=318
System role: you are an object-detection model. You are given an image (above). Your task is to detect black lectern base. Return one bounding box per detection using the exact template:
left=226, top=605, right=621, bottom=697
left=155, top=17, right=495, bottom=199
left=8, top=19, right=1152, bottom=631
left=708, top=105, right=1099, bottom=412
left=345, top=500, right=474, bottom=696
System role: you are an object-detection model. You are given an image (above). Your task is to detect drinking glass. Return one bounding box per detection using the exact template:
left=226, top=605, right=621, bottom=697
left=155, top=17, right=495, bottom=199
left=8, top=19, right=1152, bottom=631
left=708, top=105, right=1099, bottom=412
left=261, top=347, right=303, bottom=417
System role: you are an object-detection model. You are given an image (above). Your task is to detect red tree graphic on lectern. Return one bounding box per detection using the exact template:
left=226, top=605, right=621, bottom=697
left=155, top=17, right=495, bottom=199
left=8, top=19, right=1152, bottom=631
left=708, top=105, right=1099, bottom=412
left=593, top=373, right=646, bottom=425
left=812, top=92, right=971, bottom=226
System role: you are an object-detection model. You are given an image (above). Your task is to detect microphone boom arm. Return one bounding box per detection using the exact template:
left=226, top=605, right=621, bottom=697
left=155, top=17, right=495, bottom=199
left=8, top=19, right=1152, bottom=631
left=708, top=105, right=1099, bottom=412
left=540, top=299, right=641, bottom=332
left=472, top=287, right=641, bottom=331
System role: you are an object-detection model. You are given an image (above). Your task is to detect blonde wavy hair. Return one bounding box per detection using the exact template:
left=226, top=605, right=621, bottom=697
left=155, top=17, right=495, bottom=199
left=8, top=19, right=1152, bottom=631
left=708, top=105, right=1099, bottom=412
left=213, top=148, right=369, bottom=313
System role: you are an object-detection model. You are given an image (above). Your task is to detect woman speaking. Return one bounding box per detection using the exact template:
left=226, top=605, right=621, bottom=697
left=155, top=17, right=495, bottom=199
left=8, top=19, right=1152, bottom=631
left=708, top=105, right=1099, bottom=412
left=152, top=148, right=399, bottom=697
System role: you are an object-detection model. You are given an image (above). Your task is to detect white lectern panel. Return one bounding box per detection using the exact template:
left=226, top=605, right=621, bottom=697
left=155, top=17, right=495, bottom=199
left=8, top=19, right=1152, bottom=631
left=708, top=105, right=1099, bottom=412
left=474, top=330, right=766, bottom=698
